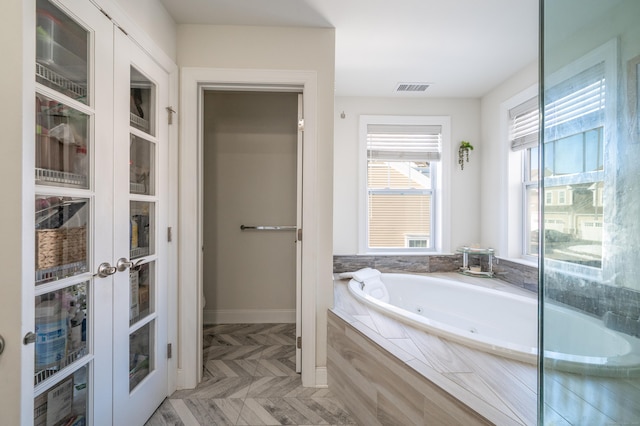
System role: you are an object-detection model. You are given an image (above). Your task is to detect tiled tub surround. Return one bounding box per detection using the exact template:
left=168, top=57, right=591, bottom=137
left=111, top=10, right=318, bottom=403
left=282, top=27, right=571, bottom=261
left=330, top=274, right=640, bottom=425
left=333, top=255, right=539, bottom=293
left=329, top=274, right=538, bottom=425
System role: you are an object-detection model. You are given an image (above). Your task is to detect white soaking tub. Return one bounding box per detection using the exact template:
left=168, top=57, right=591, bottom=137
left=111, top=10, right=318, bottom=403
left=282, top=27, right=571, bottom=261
left=348, top=273, right=640, bottom=376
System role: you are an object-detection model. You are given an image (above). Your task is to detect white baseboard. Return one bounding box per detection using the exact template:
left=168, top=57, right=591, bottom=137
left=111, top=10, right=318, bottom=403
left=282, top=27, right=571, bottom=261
left=315, top=367, right=328, bottom=388
left=203, top=309, right=296, bottom=324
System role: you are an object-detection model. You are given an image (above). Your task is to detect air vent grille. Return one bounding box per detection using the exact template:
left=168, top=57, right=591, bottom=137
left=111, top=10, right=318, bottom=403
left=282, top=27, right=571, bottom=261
left=395, top=83, right=430, bottom=93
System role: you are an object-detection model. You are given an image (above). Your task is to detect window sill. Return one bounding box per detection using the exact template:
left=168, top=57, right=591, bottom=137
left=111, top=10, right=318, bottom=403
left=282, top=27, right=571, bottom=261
left=358, top=251, right=455, bottom=256
left=496, top=256, right=538, bottom=269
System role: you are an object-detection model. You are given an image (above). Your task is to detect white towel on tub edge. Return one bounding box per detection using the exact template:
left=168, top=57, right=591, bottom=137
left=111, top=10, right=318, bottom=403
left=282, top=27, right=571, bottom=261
left=363, top=277, right=390, bottom=303
left=337, top=267, right=381, bottom=282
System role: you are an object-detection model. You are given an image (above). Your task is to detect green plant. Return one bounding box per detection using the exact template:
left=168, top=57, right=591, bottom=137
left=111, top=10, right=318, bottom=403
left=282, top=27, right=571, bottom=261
left=458, top=141, right=474, bottom=170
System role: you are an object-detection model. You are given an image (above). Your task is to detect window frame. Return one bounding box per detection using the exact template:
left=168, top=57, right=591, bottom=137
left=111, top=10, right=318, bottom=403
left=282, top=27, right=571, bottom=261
left=358, top=115, right=451, bottom=254
left=501, top=39, right=617, bottom=279
left=542, top=39, right=617, bottom=280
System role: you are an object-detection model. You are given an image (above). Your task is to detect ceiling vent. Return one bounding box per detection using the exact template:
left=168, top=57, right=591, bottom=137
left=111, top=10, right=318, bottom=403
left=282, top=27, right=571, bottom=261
left=395, top=82, right=430, bottom=93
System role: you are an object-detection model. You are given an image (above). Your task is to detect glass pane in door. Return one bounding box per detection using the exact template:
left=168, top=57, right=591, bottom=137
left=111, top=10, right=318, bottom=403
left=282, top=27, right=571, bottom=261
left=36, top=0, right=88, bottom=104
left=130, top=201, right=155, bottom=259
left=129, top=322, right=155, bottom=392
left=36, top=94, right=90, bottom=188
left=129, top=262, right=155, bottom=326
left=35, top=196, right=89, bottom=284
left=34, top=364, right=89, bottom=426
left=34, top=283, right=88, bottom=385
left=130, top=135, right=155, bottom=195
left=130, top=67, right=155, bottom=136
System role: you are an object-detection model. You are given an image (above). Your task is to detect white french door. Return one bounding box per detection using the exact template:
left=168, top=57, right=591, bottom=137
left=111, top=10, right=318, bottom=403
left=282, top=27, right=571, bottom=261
left=112, top=28, right=169, bottom=426
left=30, top=0, right=169, bottom=424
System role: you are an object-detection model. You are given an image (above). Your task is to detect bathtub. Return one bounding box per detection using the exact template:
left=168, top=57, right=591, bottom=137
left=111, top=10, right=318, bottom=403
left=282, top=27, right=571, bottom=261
left=348, top=273, right=640, bottom=376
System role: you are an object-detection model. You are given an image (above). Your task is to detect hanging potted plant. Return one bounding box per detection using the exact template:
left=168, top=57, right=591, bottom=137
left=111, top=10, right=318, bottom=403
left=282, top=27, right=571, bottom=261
left=458, top=141, right=474, bottom=170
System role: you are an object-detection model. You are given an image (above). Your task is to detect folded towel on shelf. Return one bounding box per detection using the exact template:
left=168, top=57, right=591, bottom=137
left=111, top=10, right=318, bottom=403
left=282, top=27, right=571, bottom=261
left=362, top=277, right=390, bottom=303
left=338, top=267, right=381, bottom=282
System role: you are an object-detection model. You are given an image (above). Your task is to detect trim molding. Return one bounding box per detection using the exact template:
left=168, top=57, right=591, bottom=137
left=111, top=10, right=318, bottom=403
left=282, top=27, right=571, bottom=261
left=203, top=309, right=296, bottom=325
left=315, top=367, right=328, bottom=388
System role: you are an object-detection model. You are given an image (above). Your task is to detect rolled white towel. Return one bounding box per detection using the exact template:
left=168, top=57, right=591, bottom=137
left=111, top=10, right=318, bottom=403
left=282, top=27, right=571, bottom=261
left=338, top=267, right=381, bottom=282
left=362, top=277, right=390, bottom=303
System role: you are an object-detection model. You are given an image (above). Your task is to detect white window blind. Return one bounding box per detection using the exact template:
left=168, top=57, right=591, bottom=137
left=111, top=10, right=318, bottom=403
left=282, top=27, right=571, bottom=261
left=510, top=97, right=539, bottom=151
left=367, top=124, right=441, bottom=161
left=510, top=62, right=605, bottom=152
left=544, top=62, right=606, bottom=140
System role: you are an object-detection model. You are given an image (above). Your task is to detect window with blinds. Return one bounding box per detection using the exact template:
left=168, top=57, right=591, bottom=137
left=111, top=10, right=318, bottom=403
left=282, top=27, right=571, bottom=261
left=365, top=122, right=441, bottom=250
left=512, top=60, right=608, bottom=267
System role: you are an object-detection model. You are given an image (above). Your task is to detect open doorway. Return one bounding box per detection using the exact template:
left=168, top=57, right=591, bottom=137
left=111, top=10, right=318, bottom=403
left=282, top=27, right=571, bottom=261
left=178, top=68, right=319, bottom=390
left=202, top=90, right=301, bottom=372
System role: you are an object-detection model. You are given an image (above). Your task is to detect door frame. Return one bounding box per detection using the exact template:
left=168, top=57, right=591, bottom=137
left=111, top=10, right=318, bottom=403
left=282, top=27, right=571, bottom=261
left=178, top=67, right=319, bottom=388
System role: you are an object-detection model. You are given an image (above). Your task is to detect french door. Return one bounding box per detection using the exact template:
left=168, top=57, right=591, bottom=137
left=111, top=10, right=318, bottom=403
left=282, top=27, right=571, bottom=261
left=31, top=0, right=169, bottom=424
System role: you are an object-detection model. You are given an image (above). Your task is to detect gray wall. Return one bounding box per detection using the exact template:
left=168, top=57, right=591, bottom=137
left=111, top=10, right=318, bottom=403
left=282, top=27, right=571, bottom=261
left=203, top=91, right=298, bottom=321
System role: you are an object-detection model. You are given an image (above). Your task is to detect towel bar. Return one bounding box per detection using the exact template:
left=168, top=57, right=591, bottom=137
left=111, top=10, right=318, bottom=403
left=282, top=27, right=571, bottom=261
left=240, top=225, right=296, bottom=231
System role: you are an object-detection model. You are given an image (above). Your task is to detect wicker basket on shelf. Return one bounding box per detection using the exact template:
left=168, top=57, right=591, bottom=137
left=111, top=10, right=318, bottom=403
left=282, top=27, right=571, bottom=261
left=36, top=226, right=86, bottom=270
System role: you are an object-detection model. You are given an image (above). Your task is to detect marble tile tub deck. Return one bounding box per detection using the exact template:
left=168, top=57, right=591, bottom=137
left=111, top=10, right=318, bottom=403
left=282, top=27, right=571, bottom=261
left=330, top=272, right=640, bottom=425
left=145, top=323, right=356, bottom=426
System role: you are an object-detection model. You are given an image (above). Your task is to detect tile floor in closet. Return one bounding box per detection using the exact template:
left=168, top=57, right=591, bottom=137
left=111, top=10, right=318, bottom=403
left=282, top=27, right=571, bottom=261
left=145, top=323, right=356, bottom=426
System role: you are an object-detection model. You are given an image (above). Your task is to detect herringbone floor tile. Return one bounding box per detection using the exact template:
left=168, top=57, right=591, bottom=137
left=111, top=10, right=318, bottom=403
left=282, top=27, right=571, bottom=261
left=146, top=324, right=355, bottom=425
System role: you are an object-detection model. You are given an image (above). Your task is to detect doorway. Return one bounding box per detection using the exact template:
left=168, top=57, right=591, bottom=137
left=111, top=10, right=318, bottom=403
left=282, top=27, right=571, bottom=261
left=178, top=69, right=319, bottom=389
left=202, top=90, right=300, bottom=357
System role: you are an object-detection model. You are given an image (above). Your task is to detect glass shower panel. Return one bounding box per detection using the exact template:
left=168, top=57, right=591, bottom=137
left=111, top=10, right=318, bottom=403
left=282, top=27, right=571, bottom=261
left=541, top=1, right=640, bottom=424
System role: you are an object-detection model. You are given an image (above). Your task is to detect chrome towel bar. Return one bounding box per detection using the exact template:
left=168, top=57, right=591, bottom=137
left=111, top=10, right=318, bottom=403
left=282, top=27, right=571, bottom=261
left=240, top=225, right=296, bottom=231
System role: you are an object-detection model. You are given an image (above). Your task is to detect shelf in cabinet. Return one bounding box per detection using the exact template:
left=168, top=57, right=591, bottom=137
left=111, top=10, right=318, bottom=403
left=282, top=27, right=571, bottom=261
left=34, top=346, right=87, bottom=386
left=36, top=167, right=87, bottom=187
left=130, top=113, right=150, bottom=132
left=130, top=182, right=146, bottom=194
left=130, top=246, right=149, bottom=259
left=36, top=62, right=86, bottom=100
left=36, top=261, right=87, bottom=285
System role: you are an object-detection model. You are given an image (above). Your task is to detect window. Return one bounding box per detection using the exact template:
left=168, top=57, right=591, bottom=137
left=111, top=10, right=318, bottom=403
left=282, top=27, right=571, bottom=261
left=543, top=61, right=606, bottom=269
left=508, top=41, right=614, bottom=272
left=359, top=116, right=449, bottom=252
left=509, top=96, right=539, bottom=258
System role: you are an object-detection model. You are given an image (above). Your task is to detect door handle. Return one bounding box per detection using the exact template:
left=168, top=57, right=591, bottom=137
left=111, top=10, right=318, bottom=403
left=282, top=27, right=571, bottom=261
left=116, top=257, right=144, bottom=272
left=95, top=262, right=117, bottom=278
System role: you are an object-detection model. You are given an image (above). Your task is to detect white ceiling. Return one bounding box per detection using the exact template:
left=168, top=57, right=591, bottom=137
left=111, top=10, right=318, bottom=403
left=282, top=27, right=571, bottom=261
left=159, top=0, right=539, bottom=98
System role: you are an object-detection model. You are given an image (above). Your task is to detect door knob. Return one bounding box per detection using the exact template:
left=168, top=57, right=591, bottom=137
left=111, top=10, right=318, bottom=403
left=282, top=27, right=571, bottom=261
left=116, top=257, right=144, bottom=272
left=95, top=262, right=117, bottom=278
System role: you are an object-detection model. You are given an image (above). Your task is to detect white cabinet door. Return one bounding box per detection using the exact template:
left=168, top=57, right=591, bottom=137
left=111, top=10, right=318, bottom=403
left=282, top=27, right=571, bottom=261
left=31, top=1, right=169, bottom=424
left=33, top=0, right=115, bottom=424
left=112, top=28, right=170, bottom=426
